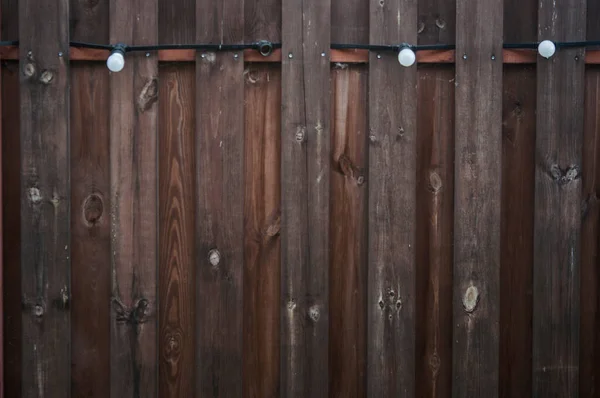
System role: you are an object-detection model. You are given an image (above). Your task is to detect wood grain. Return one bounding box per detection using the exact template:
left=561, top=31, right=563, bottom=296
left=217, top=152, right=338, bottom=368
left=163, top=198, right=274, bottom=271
left=367, top=0, right=417, bottom=395
left=0, top=4, right=3, bottom=396
left=415, top=65, right=455, bottom=398
left=243, top=63, right=281, bottom=398
left=19, top=0, right=71, bottom=396
left=281, top=0, right=330, bottom=395
left=329, top=65, right=367, bottom=398
left=195, top=0, right=245, bottom=396
left=453, top=0, right=503, bottom=394
left=109, top=0, right=159, bottom=396
left=533, top=1, right=586, bottom=396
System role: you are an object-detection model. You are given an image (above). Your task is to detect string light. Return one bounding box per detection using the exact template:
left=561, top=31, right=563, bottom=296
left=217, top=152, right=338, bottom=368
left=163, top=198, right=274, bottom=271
left=398, top=47, right=416, bottom=67
left=106, top=44, right=126, bottom=72
left=538, top=40, right=556, bottom=58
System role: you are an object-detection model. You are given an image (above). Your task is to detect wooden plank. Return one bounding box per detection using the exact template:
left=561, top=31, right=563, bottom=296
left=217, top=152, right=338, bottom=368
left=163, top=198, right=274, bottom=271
left=280, top=0, right=330, bottom=395
left=367, top=0, right=417, bottom=395
left=532, top=1, right=586, bottom=396
left=331, top=0, right=368, bottom=43
left=329, top=65, right=367, bottom=398
left=453, top=0, right=502, bottom=394
left=195, top=0, right=244, bottom=395
left=0, top=4, right=3, bottom=397
left=69, top=1, right=110, bottom=397
left=158, top=1, right=195, bottom=397
left=417, top=0, right=455, bottom=45
left=19, top=0, right=71, bottom=396
left=109, top=0, right=158, bottom=396
left=243, top=64, right=281, bottom=398
left=415, top=65, right=455, bottom=398
left=245, top=0, right=280, bottom=42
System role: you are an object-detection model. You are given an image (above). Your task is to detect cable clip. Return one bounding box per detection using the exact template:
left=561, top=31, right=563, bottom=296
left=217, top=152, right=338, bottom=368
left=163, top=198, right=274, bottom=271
left=256, top=40, right=274, bottom=57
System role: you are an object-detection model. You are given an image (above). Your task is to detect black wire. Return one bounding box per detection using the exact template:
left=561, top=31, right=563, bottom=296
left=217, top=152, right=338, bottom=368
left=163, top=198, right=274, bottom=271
left=70, top=41, right=113, bottom=50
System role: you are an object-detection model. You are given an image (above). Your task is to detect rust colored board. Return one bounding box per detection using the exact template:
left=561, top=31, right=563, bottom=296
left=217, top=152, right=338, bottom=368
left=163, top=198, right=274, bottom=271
left=499, top=65, right=536, bottom=398
left=109, top=0, right=159, bottom=396
left=158, top=1, right=195, bottom=397
left=453, top=0, right=503, bottom=394
left=329, top=65, right=367, bottom=398
left=532, top=1, right=586, bottom=396
left=243, top=64, right=281, bottom=398
left=415, top=65, right=455, bottom=398
left=2, top=63, right=19, bottom=398
left=19, top=0, right=71, bottom=396
left=367, top=0, right=417, bottom=395
left=195, top=0, right=245, bottom=395
left=69, top=1, right=110, bottom=397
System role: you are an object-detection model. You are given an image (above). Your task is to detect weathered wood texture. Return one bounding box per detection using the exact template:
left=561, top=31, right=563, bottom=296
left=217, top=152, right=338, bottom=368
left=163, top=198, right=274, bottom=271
left=109, top=0, right=159, bottom=396
left=367, top=0, right=417, bottom=395
left=0, top=5, right=3, bottom=397
left=195, top=0, right=245, bottom=396
left=453, top=0, right=503, bottom=395
left=280, top=0, right=330, bottom=395
left=158, top=0, right=195, bottom=397
left=69, top=1, right=111, bottom=397
left=533, top=0, right=586, bottom=396
left=19, top=0, right=71, bottom=397
left=329, top=64, right=367, bottom=398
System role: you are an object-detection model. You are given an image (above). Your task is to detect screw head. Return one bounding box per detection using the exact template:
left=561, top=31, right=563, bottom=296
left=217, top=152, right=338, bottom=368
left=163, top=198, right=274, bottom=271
left=146, top=52, right=150, bottom=57
left=321, top=52, right=326, bottom=57
left=201, top=53, right=206, bottom=58
left=377, top=54, right=382, bottom=59
left=234, top=53, right=239, bottom=59
left=288, top=53, right=293, bottom=59
left=58, top=52, right=63, bottom=57
left=463, top=54, right=467, bottom=60
left=491, top=54, right=496, bottom=60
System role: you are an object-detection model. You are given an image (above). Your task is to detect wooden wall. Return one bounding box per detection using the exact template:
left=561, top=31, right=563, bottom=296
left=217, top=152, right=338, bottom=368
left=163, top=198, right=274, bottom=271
left=2, top=0, right=600, bottom=396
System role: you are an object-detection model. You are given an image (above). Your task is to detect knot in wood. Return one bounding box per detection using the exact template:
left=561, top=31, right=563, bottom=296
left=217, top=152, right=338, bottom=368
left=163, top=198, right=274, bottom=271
left=34, top=304, right=44, bottom=317
left=462, top=285, right=480, bottom=313
left=83, top=194, right=104, bottom=225
left=429, top=353, right=441, bottom=374
left=23, top=63, right=36, bottom=78
left=418, top=21, right=425, bottom=34
left=28, top=187, right=42, bottom=204
left=208, top=249, right=221, bottom=267
left=287, top=299, right=297, bottom=311
left=295, top=127, right=306, bottom=142
left=164, top=332, right=182, bottom=360
left=435, top=18, right=447, bottom=29
left=308, top=305, right=320, bottom=322
left=137, top=77, right=158, bottom=112
left=132, top=298, right=150, bottom=324
left=378, top=299, right=385, bottom=310
left=429, top=171, right=443, bottom=192
left=39, top=70, right=54, bottom=84
left=356, top=175, right=365, bottom=186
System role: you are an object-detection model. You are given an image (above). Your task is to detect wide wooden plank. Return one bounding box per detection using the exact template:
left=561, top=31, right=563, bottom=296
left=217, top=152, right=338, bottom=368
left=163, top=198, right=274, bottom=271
left=453, top=0, right=502, bottom=394
left=367, top=0, right=417, bottom=395
left=19, top=0, right=71, bottom=396
left=69, top=1, right=110, bottom=397
left=243, top=64, right=281, bottom=398
left=109, top=0, right=159, bottom=396
left=415, top=65, right=455, bottom=398
left=195, top=0, right=244, bottom=396
left=281, top=0, right=330, bottom=395
left=330, top=65, right=367, bottom=398
left=533, top=1, right=586, bottom=396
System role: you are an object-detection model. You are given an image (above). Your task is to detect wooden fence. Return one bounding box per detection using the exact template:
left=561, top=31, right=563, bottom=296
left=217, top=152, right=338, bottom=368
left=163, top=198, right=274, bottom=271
left=2, top=0, right=600, bottom=396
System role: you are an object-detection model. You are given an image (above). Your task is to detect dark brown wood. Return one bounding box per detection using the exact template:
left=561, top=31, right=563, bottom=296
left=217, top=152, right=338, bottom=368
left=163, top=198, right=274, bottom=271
left=415, top=65, right=455, bottom=398
left=109, top=0, right=158, bottom=396
left=158, top=1, right=195, bottom=397
left=0, top=4, right=3, bottom=397
left=367, top=0, right=417, bottom=395
left=19, top=0, right=71, bottom=396
left=453, top=0, right=502, bottom=394
left=417, top=0, right=455, bottom=45
left=195, top=0, right=244, bottom=396
left=331, top=0, right=368, bottom=43
left=281, top=0, right=330, bottom=395
left=243, top=64, right=281, bottom=398
left=69, top=1, right=111, bottom=397
left=245, top=0, right=280, bottom=42
left=329, top=65, right=367, bottom=398
left=533, top=1, right=586, bottom=396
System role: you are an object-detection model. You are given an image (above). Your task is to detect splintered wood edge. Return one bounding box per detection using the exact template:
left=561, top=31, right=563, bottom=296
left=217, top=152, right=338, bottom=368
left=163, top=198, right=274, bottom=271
left=1, top=46, right=600, bottom=64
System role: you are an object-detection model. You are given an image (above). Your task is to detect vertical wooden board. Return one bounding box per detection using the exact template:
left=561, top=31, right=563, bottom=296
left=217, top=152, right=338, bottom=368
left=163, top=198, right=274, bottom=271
left=243, top=64, right=281, bottom=398
left=367, top=0, right=417, bottom=395
left=499, top=65, right=536, bottom=398
left=533, top=1, right=585, bottom=396
left=109, top=0, right=159, bottom=396
left=415, top=65, right=454, bottom=398
left=329, top=64, right=367, bottom=398
left=195, top=1, right=244, bottom=396
left=245, top=0, right=280, bottom=42
left=158, top=1, right=195, bottom=397
left=69, top=2, right=110, bottom=397
left=331, top=0, right=368, bottom=44
left=0, top=5, right=3, bottom=398
left=453, top=0, right=502, bottom=394
left=2, top=63, right=19, bottom=398
left=281, top=0, right=330, bottom=395
left=19, top=0, right=71, bottom=397
left=417, top=0, right=455, bottom=45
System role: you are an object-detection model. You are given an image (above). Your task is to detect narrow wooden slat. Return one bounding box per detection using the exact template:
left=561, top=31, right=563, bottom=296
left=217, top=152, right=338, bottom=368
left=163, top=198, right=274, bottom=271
left=195, top=0, right=244, bottom=396
left=453, top=0, right=502, bottom=394
left=367, top=0, right=417, bottom=394
left=415, top=65, right=455, bottom=398
left=158, top=1, right=195, bottom=397
left=0, top=4, right=3, bottom=397
left=331, top=0, right=368, bottom=44
left=69, top=1, right=111, bottom=397
left=330, top=65, right=368, bottom=398
left=281, top=0, right=330, bottom=395
left=109, top=0, right=159, bottom=396
left=532, top=1, right=586, bottom=396
left=417, top=0, right=455, bottom=45
left=243, top=64, right=281, bottom=398
left=19, top=0, right=71, bottom=396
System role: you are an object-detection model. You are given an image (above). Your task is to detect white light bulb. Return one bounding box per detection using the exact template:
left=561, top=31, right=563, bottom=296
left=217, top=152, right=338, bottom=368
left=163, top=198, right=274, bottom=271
left=538, top=40, right=556, bottom=59
left=398, top=48, right=416, bottom=67
left=107, top=51, right=125, bottom=72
